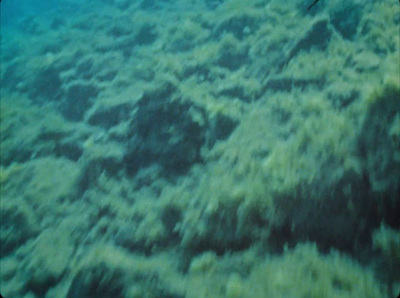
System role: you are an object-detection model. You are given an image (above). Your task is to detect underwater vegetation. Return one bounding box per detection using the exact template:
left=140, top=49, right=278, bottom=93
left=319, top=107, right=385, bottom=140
left=0, top=0, right=399, bottom=297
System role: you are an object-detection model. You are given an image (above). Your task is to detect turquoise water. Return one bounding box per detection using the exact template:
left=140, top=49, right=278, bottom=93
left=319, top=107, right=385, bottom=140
left=2, top=0, right=67, bottom=25
left=1, top=0, right=399, bottom=297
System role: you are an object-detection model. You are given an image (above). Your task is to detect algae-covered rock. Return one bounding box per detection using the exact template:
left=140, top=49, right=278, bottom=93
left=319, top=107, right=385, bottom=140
left=125, top=81, right=207, bottom=175
left=186, top=243, right=386, bottom=298
left=66, top=244, right=185, bottom=298
left=373, top=224, right=400, bottom=297
left=1, top=157, right=82, bottom=218
left=246, top=243, right=386, bottom=298
left=359, top=81, right=400, bottom=227
left=373, top=224, right=400, bottom=261
left=360, top=82, right=400, bottom=191
left=0, top=95, right=81, bottom=166
left=25, top=229, right=75, bottom=293
left=0, top=197, right=39, bottom=254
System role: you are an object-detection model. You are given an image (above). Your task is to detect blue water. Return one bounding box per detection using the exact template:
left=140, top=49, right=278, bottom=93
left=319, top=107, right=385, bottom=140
left=2, top=0, right=58, bottom=24
left=1, top=0, right=88, bottom=27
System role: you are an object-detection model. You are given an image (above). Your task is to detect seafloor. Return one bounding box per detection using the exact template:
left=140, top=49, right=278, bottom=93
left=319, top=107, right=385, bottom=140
left=0, top=0, right=399, bottom=297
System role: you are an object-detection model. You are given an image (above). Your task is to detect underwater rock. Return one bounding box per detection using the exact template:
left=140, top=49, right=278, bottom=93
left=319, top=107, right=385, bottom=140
left=0, top=198, right=39, bottom=255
